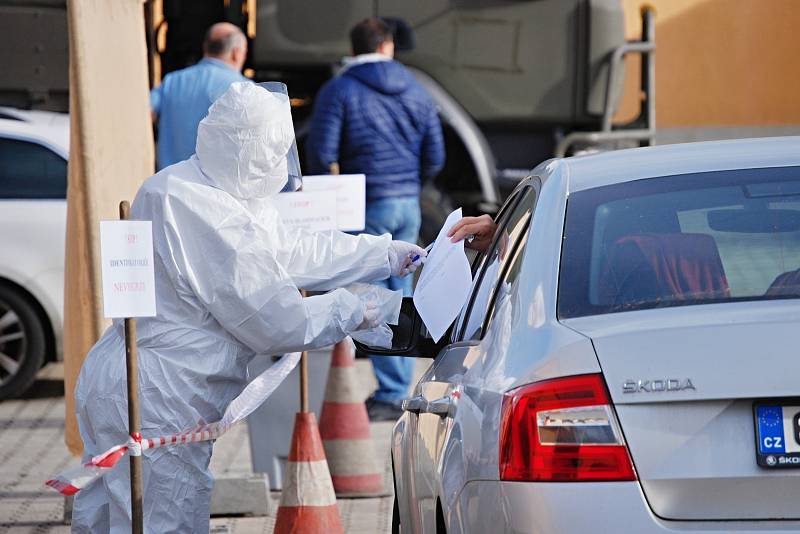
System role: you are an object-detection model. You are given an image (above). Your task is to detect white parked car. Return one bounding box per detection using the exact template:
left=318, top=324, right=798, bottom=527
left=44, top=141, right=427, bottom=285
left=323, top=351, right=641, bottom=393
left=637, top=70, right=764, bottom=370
left=0, top=107, right=68, bottom=399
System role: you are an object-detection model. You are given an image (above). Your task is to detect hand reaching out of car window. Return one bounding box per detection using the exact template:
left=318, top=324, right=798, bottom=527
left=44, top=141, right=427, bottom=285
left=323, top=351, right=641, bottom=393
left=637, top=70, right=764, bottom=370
left=448, top=214, right=497, bottom=253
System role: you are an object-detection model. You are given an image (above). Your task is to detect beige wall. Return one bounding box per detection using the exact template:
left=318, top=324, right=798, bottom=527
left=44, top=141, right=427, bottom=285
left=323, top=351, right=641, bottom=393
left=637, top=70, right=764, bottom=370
left=617, top=0, right=800, bottom=127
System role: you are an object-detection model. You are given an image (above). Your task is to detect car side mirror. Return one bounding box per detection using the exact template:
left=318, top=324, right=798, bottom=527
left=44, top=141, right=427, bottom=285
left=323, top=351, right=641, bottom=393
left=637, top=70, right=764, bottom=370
left=353, top=297, right=438, bottom=358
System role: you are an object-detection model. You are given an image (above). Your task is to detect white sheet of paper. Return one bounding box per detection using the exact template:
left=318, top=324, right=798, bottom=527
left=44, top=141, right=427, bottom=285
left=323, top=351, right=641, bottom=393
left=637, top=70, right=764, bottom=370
left=271, top=190, right=338, bottom=231
left=413, top=208, right=472, bottom=342
left=301, top=174, right=366, bottom=231
left=100, top=220, right=157, bottom=318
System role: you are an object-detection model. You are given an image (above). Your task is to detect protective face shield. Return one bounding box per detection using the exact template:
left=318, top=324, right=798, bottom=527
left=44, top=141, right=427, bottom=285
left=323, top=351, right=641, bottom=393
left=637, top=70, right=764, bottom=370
left=258, top=82, right=303, bottom=192
left=195, top=82, right=300, bottom=199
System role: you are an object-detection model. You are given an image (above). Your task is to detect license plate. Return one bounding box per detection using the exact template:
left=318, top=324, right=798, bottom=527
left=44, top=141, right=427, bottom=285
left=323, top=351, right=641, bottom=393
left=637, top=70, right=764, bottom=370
left=754, top=402, right=800, bottom=468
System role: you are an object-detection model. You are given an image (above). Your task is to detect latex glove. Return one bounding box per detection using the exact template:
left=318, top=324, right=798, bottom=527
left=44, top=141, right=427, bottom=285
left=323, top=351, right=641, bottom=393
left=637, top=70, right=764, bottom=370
left=347, top=283, right=403, bottom=349
left=388, top=240, right=427, bottom=277
left=352, top=323, right=393, bottom=349
left=357, top=300, right=383, bottom=331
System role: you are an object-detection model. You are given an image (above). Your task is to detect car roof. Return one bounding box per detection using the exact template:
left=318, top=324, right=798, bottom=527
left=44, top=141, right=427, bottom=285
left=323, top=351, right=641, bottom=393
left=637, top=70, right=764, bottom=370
left=547, top=137, right=800, bottom=193
left=0, top=106, right=69, bottom=157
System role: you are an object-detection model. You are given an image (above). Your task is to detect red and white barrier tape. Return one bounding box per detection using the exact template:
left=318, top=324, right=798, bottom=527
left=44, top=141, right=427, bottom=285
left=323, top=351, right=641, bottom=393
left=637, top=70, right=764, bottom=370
left=46, top=352, right=301, bottom=496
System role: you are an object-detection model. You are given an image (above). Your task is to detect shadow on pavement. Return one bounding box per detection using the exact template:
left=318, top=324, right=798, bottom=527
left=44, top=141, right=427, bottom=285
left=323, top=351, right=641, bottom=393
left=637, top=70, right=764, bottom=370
left=18, top=378, right=65, bottom=400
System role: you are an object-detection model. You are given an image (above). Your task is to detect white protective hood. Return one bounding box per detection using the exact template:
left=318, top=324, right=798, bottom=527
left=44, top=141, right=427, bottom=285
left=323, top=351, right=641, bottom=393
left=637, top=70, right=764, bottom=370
left=196, top=82, right=294, bottom=200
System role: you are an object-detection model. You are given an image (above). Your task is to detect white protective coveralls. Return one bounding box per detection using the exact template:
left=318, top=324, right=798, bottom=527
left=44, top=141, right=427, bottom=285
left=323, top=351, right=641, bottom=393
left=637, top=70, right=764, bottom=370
left=72, top=82, right=414, bottom=533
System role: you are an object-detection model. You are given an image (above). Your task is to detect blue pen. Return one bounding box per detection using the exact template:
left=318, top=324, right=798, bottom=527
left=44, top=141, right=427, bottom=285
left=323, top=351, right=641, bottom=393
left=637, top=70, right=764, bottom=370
left=411, top=242, right=434, bottom=264
left=412, top=233, right=475, bottom=264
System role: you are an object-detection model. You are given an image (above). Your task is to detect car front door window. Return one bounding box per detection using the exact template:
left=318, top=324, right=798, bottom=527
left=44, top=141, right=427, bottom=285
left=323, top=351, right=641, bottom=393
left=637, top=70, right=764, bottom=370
left=408, top=182, right=538, bottom=530
left=457, top=185, right=537, bottom=341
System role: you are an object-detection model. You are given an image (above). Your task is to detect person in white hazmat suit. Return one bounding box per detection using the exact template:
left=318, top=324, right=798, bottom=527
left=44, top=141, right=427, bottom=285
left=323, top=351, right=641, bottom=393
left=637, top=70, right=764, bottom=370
left=71, top=82, right=425, bottom=533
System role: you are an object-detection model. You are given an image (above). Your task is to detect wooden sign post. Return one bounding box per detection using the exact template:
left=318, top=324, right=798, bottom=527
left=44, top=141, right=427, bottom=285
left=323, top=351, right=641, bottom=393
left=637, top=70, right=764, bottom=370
left=283, top=162, right=364, bottom=415
left=300, top=291, right=309, bottom=413
left=295, top=162, right=344, bottom=412
left=99, top=200, right=156, bottom=533
left=119, top=201, right=144, bottom=534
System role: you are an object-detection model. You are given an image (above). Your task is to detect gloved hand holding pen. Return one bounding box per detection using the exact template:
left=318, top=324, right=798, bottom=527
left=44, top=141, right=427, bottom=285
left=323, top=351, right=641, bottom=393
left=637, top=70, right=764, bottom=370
left=388, top=240, right=427, bottom=276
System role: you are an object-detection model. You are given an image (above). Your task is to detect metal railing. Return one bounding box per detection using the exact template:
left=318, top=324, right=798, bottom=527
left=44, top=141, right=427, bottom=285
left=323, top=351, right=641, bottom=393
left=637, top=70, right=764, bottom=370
left=555, top=6, right=656, bottom=158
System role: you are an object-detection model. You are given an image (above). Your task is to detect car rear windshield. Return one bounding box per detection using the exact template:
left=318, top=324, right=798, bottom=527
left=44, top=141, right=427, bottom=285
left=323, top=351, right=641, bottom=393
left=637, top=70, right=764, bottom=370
left=558, top=167, right=800, bottom=318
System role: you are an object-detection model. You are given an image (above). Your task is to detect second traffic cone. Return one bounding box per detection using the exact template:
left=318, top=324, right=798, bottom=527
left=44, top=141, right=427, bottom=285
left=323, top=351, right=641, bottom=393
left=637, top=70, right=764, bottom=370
left=319, top=338, right=386, bottom=496
left=274, top=412, right=343, bottom=534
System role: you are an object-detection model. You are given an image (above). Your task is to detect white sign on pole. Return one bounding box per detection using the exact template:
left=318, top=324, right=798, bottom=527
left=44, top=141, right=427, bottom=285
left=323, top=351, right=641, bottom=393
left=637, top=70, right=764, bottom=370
left=99, top=220, right=157, bottom=318
left=302, top=174, right=366, bottom=232
left=271, top=191, right=339, bottom=231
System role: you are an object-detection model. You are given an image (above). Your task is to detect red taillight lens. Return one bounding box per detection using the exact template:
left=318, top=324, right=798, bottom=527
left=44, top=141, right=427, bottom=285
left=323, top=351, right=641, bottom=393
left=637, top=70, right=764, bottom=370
left=499, top=374, right=636, bottom=482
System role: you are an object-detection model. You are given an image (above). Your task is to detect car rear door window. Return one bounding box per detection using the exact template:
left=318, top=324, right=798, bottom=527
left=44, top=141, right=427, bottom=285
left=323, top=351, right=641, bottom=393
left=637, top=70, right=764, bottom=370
left=481, top=228, right=529, bottom=336
left=0, top=137, right=67, bottom=199
left=458, top=184, right=537, bottom=340
left=559, top=167, right=800, bottom=318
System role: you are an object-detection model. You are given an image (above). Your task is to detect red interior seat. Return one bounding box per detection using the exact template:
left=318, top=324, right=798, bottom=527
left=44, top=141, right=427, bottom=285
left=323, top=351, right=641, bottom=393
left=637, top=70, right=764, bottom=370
left=598, top=233, right=730, bottom=308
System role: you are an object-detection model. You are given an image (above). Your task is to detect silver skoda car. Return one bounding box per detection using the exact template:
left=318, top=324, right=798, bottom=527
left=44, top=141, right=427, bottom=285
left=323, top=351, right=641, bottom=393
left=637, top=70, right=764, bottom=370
left=357, top=137, right=800, bottom=533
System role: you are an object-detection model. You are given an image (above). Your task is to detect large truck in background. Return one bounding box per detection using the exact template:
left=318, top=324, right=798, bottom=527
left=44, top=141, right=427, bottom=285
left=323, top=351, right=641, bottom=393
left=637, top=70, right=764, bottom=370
left=0, top=0, right=69, bottom=112
left=0, top=0, right=653, bottom=399
left=0, top=0, right=654, bottom=240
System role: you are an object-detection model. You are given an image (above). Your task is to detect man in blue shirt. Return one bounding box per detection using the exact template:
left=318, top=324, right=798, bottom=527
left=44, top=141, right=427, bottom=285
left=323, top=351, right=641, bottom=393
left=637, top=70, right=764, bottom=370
left=151, top=22, right=249, bottom=169
left=306, top=18, right=445, bottom=421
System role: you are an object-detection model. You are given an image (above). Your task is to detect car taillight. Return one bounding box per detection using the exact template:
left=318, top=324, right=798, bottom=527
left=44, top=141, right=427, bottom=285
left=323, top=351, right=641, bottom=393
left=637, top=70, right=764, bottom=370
left=499, top=373, right=636, bottom=482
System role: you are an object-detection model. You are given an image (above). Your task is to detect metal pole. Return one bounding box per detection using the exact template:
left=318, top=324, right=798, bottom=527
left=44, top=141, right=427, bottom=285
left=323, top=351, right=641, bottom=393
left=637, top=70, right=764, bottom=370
left=639, top=6, right=656, bottom=146
left=300, top=351, right=309, bottom=413
left=300, top=289, right=309, bottom=413
left=297, top=162, right=340, bottom=412
left=642, top=6, right=656, bottom=146
left=119, top=201, right=144, bottom=534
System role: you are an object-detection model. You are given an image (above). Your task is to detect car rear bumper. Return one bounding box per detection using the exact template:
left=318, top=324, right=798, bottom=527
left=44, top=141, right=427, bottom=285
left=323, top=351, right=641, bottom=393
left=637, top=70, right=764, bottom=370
left=455, top=480, right=800, bottom=533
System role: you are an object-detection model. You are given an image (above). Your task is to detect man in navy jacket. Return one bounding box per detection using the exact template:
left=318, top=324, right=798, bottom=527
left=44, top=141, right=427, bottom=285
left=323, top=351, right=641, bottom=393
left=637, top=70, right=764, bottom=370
left=307, top=18, right=445, bottom=420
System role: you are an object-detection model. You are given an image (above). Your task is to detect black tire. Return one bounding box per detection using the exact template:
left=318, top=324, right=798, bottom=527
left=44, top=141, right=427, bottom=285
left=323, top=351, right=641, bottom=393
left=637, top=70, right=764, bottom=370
left=0, top=284, right=47, bottom=400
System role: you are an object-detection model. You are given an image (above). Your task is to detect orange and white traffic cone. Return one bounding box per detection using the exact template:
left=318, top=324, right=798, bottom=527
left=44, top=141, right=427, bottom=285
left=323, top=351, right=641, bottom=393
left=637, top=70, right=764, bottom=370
left=274, top=412, right=343, bottom=534
left=319, top=339, right=386, bottom=496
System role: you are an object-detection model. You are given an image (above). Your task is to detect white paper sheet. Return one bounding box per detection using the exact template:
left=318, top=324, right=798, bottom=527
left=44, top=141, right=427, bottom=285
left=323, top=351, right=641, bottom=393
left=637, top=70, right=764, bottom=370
left=99, top=220, right=157, bottom=318
left=302, top=174, right=366, bottom=231
left=413, top=208, right=473, bottom=342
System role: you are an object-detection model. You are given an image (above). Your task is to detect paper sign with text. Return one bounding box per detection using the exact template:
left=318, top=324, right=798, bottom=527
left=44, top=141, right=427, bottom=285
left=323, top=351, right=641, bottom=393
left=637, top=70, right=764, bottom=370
left=99, top=220, right=157, bottom=318
left=271, top=191, right=338, bottom=231
left=302, top=174, right=365, bottom=231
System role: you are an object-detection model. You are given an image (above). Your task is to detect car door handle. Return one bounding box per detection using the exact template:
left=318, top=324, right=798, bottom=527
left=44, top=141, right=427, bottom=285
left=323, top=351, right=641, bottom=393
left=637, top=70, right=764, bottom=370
left=402, top=395, right=427, bottom=414
left=421, top=396, right=454, bottom=418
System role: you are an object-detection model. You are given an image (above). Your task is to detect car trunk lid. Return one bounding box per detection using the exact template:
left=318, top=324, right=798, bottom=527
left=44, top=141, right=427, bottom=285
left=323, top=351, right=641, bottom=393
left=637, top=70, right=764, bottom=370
left=563, top=301, right=800, bottom=521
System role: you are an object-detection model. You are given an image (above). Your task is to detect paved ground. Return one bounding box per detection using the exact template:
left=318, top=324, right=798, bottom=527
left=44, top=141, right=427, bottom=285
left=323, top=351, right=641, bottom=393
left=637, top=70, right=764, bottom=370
left=0, top=357, right=422, bottom=533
